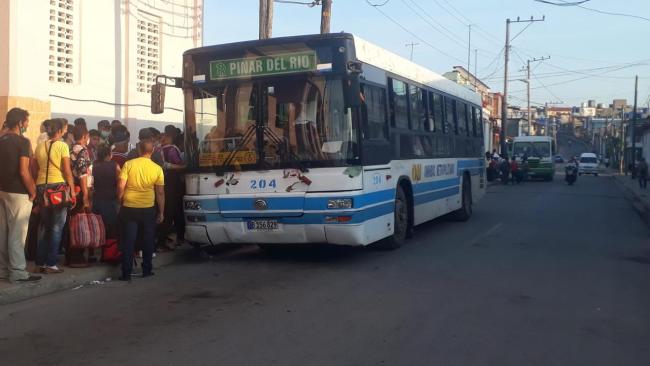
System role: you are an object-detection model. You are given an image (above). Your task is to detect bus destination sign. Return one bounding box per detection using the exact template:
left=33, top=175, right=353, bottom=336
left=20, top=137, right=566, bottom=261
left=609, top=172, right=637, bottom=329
left=209, top=52, right=317, bottom=80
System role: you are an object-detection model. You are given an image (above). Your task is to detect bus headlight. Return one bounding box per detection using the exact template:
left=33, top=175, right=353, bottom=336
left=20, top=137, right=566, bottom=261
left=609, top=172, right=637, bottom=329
left=184, top=200, right=202, bottom=210
left=327, top=198, right=353, bottom=209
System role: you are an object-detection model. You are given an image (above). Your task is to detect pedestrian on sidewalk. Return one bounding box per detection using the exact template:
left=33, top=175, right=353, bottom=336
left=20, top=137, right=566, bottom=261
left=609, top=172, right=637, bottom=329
left=638, top=157, right=648, bottom=189
left=66, top=124, right=93, bottom=267
left=500, top=156, right=511, bottom=185
left=34, top=118, right=76, bottom=274
left=117, top=140, right=165, bottom=281
left=0, top=108, right=41, bottom=283
left=92, top=144, right=120, bottom=240
left=157, top=132, right=186, bottom=251
left=510, top=158, right=520, bottom=185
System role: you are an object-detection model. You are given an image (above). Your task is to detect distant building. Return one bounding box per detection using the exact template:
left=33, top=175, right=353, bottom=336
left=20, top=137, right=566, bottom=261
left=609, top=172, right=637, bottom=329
left=0, top=0, right=203, bottom=144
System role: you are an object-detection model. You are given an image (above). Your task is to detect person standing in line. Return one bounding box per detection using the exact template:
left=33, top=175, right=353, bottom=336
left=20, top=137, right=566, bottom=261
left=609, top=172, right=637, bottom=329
left=157, top=132, right=186, bottom=250
left=92, top=144, right=120, bottom=239
left=34, top=118, right=76, bottom=274
left=67, top=124, right=93, bottom=267
left=87, top=129, right=100, bottom=161
left=638, top=157, right=648, bottom=189
left=117, top=140, right=164, bottom=281
left=110, top=125, right=130, bottom=168
left=0, top=108, right=41, bottom=283
left=97, top=120, right=111, bottom=145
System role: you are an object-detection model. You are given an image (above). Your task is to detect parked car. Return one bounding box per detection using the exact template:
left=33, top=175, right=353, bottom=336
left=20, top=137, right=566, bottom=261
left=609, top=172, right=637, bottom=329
left=554, top=155, right=564, bottom=163
left=578, top=153, right=600, bottom=176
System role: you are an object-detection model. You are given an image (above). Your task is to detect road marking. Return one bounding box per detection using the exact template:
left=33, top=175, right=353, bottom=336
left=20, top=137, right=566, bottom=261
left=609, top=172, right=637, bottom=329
left=468, top=222, right=503, bottom=247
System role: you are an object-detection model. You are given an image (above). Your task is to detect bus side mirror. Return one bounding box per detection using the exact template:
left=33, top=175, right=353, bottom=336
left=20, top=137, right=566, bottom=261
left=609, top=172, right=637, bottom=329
left=344, top=77, right=361, bottom=107
left=151, top=83, right=166, bottom=114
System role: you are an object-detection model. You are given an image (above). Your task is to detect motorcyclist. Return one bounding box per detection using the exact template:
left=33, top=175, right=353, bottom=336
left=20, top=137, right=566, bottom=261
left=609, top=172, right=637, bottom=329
left=565, top=157, right=578, bottom=184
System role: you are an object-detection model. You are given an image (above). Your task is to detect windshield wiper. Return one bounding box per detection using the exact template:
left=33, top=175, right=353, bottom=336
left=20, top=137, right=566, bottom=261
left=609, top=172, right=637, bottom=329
left=262, top=126, right=309, bottom=173
left=214, top=123, right=257, bottom=176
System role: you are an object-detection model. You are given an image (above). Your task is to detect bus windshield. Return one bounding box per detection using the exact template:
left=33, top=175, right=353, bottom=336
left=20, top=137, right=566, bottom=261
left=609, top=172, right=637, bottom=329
left=192, top=76, right=357, bottom=170
left=513, top=141, right=551, bottom=159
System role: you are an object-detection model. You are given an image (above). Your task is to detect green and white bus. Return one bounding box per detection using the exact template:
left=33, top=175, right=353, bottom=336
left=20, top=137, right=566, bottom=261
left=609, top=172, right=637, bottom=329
left=511, top=136, right=555, bottom=181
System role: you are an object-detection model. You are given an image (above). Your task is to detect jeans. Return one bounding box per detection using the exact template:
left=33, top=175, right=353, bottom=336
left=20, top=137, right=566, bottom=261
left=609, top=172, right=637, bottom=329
left=0, top=191, right=32, bottom=281
left=119, top=206, right=156, bottom=278
left=36, top=205, right=68, bottom=267
left=640, top=176, right=647, bottom=189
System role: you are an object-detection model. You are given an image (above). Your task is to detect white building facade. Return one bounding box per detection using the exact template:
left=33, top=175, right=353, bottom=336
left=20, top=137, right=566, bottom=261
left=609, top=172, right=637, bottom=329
left=0, top=0, right=203, bottom=143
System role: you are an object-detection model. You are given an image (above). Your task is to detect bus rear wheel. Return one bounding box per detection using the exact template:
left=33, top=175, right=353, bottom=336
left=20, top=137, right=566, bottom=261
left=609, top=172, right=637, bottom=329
left=452, top=176, right=472, bottom=222
left=373, top=185, right=408, bottom=250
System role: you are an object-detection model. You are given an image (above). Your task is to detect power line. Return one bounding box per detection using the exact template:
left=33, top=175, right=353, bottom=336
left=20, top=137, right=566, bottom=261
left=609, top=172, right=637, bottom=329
left=539, top=0, right=650, bottom=21
left=363, top=0, right=465, bottom=63
left=401, top=0, right=469, bottom=48
left=430, top=0, right=501, bottom=46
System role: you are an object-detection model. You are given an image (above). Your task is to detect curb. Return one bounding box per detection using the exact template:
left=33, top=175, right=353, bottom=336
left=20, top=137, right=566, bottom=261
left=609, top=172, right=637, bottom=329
left=0, top=248, right=189, bottom=306
left=612, top=175, right=650, bottom=227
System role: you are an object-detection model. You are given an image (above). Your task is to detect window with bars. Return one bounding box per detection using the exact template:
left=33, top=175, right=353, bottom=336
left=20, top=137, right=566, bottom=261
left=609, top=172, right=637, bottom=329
left=136, top=14, right=161, bottom=93
left=48, top=0, right=75, bottom=83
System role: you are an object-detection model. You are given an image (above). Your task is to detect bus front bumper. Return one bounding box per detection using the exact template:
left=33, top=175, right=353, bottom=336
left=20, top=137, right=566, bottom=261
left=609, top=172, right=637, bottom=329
left=184, top=220, right=381, bottom=247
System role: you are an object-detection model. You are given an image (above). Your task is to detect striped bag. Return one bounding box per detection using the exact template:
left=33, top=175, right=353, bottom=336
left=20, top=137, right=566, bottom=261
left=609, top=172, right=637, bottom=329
left=69, top=212, right=106, bottom=249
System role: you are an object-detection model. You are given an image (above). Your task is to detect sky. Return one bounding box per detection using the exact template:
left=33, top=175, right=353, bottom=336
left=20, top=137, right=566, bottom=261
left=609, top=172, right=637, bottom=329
left=203, top=0, right=650, bottom=108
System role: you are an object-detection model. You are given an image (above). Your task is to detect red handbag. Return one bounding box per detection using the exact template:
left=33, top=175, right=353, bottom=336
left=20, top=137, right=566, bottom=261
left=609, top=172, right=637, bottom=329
left=69, top=212, right=106, bottom=249
left=102, top=239, right=122, bottom=263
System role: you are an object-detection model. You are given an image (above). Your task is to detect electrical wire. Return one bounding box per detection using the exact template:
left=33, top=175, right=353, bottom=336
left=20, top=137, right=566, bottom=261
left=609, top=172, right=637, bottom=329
left=363, top=0, right=465, bottom=63
left=400, top=0, right=471, bottom=49
left=274, top=0, right=321, bottom=6
left=49, top=94, right=184, bottom=113
left=538, top=0, right=650, bottom=22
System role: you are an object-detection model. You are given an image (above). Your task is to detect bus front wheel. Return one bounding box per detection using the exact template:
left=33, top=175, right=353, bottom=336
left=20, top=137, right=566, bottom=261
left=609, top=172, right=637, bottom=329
left=373, top=185, right=408, bottom=250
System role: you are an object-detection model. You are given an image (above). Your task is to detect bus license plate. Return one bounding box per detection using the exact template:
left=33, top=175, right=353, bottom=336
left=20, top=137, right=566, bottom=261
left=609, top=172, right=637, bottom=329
left=246, top=219, right=279, bottom=231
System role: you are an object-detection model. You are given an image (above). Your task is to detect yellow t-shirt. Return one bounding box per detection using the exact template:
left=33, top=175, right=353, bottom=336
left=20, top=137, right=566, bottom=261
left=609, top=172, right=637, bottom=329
left=119, top=157, right=165, bottom=208
left=35, top=140, right=70, bottom=185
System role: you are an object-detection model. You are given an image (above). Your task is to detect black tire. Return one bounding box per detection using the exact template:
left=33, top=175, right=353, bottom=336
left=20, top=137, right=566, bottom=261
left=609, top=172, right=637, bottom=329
left=452, top=176, right=472, bottom=222
left=373, top=185, right=408, bottom=250
left=595, top=173, right=599, bottom=177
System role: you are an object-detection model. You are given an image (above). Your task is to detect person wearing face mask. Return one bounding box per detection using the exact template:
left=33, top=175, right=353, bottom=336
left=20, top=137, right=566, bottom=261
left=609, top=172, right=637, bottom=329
left=97, top=120, right=111, bottom=144
left=0, top=108, right=41, bottom=283
left=67, top=124, right=93, bottom=266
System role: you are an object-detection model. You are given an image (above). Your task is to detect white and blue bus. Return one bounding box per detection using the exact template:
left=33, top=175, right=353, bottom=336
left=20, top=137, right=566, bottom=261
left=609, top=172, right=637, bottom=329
left=155, top=33, right=485, bottom=250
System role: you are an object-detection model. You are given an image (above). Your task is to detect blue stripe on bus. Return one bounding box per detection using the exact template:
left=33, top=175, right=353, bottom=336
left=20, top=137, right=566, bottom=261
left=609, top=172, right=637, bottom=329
left=196, top=185, right=459, bottom=225
left=414, top=186, right=459, bottom=206
left=412, top=177, right=459, bottom=194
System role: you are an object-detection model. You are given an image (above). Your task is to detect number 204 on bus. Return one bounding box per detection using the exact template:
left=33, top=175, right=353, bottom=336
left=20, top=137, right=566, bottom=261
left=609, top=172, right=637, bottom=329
left=152, top=33, right=487, bottom=250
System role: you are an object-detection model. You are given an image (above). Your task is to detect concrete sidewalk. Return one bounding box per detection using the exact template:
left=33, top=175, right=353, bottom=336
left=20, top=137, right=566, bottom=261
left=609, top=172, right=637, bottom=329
left=611, top=169, right=650, bottom=226
left=0, top=248, right=192, bottom=305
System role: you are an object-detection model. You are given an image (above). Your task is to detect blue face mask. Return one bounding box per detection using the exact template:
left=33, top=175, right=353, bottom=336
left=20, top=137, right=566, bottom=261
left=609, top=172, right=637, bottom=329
left=100, top=130, right=110, bottom=138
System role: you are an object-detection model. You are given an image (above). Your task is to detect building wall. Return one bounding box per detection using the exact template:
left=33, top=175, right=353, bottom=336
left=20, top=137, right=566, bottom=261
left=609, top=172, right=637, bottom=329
left=0, top=0, right=203, bottom=145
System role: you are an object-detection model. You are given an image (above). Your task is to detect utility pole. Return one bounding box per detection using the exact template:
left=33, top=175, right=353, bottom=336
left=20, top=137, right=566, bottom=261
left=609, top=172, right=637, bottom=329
left=474, top=49, right=478, bottom=90
left=320, top=0, right=332, bottom=34
left=520, top=56, right=550, bottom=135
left=631, top=75, right=639, bottom=167
left=467, top=24, right=472, bottom=77
left=501, top=16, right=545, bottom=153
left=405, top=42, right=418, bottom=61
left=259, top=0, right=273, bottom=39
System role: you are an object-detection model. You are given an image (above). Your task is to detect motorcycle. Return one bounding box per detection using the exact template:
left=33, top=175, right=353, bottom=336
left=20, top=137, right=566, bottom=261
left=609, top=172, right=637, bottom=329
left=565, top=164, right=578, bottom=185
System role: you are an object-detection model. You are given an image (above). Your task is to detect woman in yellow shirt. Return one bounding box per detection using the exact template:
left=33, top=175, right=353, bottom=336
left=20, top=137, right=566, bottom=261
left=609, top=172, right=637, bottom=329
left=34, top=119, right=76, bottom=274
left=117, top=140, right=165, bottom=281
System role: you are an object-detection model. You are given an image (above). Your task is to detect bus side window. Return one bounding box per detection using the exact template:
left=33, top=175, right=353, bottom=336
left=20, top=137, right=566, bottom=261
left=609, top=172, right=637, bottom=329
left=362, top=84, right=388, bottom=140
left=390, top=78, right=409, bottom=129
left=445, top=97, right=457, bottom=135
left=432, top=93, right=444, bottom=133
left=458, top=102, right=468, bottom=137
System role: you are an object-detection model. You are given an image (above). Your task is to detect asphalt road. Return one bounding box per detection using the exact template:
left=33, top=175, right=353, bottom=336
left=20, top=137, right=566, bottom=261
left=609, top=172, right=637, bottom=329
left=2, top=173, right=650, bottom=366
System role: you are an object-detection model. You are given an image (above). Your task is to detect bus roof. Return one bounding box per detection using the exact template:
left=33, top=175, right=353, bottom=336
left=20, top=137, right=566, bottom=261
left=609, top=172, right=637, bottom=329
left=512, top=136, right=553, bottom=142
left=353, top=36, right=481, bottom=106
left=184, top=33, right=481, bottom=105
